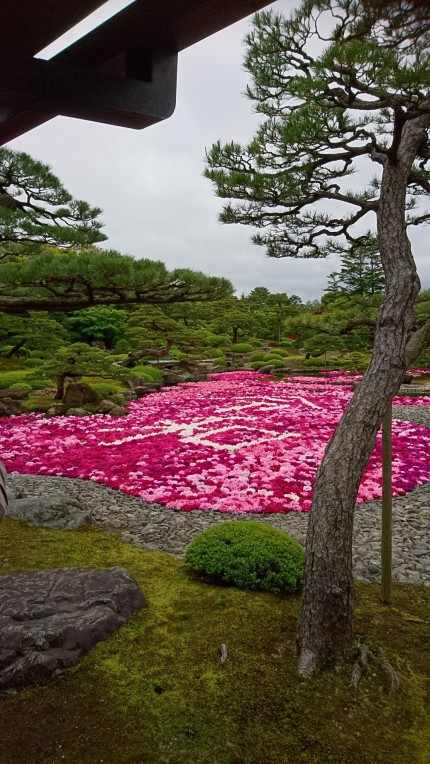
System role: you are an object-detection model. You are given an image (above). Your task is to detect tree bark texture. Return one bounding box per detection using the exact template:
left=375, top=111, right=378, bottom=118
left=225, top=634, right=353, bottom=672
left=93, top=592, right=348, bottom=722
left=296, top=113, right=430, bottom=677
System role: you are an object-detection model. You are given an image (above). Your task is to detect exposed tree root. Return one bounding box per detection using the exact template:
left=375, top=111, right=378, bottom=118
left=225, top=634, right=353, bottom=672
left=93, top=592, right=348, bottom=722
left=350, top=642, right=400, bottom=698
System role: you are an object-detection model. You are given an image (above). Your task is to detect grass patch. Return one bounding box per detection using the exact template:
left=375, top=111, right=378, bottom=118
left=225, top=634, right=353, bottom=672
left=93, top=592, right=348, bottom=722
left=0, top=519, right=429, bottom=764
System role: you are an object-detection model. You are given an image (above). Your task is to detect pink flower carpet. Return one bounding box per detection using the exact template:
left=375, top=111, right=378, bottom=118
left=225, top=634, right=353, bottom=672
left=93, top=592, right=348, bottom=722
left=1, top=371, right=430, bottom=513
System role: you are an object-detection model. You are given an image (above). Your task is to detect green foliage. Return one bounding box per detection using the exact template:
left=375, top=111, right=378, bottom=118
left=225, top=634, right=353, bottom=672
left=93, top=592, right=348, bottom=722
left=63, top=306, right=127, bottom=349
left=0, top=249, right=233, bottom=316
left=303, top=333, right=343, bottom=358
left=129, top=365, right=163, bottom=381
left=250, top=351, right=267, bottom=361
left=168, top=347, right=188, bottom=359
left=185, top=521, right=305, bottom=593
left=343, top=352, right=371, bottom=371
left=231, top=342, right=254, bottom=353
left=33, top=343, right=126, bottom=385
left=28, top=377, right=54, bottom=390
left=24, top=357, right=43, bottom=368
left=303, top=358, right=326, bottom=367
left=326, top=238, right=385, bottom=297
left=204, top=1, right=430, bottom=263
left=267, top=347, right=289, bottom=356
left=0, top=311, right=69, bottom=357
left=28, top=349, right=51, bottom=359
left=113, top=338, right=132, bottom=353
left=0, top=147, right=106, bottom=251
left=9, top=382, right=32, bottom=392
left=80, top=377, right=127, bottom=397
left=0, top=369, right=32, bottom=389
left=264, top=357, right=286, bottom=368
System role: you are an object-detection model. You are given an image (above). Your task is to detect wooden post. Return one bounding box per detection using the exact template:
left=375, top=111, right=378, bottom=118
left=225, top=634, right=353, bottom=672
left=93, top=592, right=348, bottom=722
left=381, top=400, right=392, bottom=604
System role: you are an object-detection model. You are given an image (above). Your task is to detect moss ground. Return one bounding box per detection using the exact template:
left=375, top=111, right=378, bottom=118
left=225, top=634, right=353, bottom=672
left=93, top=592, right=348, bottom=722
left=0, top=520, right=429, bottom=764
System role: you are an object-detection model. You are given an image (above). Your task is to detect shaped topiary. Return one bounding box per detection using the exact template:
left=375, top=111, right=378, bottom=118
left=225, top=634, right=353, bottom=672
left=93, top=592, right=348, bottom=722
left=185, top=521, right=304, bottom=594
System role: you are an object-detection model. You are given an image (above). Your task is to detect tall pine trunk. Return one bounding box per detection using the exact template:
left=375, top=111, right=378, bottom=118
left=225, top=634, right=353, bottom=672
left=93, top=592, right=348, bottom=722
left=296, top=114, right=430, bottom=677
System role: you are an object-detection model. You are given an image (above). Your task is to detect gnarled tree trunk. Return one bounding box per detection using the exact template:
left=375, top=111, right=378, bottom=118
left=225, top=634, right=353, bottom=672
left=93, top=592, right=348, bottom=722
left=296, top=113, right=430, bottom=677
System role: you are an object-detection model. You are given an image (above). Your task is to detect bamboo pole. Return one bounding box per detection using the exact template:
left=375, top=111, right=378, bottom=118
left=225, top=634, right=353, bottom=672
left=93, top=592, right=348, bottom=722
left=381, top=400, right=392, bottom=604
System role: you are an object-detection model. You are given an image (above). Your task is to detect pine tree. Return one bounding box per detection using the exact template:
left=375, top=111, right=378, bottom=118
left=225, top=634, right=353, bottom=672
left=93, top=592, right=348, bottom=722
left=205, top=0, right=430, bottom=676
left=338, top=239, right=385, bottom=296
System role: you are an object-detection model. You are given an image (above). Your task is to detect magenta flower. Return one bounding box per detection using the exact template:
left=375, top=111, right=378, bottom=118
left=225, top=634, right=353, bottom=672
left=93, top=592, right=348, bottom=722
left=1, top=371, right=430, bottom=513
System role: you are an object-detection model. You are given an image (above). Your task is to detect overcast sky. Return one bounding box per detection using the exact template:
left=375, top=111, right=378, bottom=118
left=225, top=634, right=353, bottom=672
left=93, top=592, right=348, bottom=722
left=8, top=0, right=430, bottom=301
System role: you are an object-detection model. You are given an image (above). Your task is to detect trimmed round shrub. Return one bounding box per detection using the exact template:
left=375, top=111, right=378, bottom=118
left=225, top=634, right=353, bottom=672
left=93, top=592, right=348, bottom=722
left=303, top=358, right=326, bottom=367
left=0, top=370, right=32, bottom=389
left=113, top=339, right=131, bottom=353
left=231, top=343, right=254, bottom=353
left=185, top=521, right=304, bottom=594
left=250, top=351, right=267, bottom=361
left=28, top=377, right=54, bottom=390
left=266, top=348, right=289, bottom=357
left=24, top=357, right=43, bottom=368
left=129, top=364, right=163, bottom=381
left=9, top=382, right=32, bottom=392
left=169, top=347, right=188, bottom=359
left=263, top=358, right=286, bottom=368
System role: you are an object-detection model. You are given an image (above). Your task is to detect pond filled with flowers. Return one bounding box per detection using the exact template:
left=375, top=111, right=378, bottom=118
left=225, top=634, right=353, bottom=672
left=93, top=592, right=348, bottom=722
left=1, top=371, right=430, bottom=513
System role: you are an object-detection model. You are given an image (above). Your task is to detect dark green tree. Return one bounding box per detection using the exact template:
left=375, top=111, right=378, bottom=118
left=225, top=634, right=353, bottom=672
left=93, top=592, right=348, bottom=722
left=63, top=306, right=127, bottom=349
left=0, top=148, right=106, bottom=257
left=332, top=238, right=385, bottom=296
left=36, top=342, right=128, bottom=399
left=0, top=312, right=70, bottom=357
left=209, top=297, right=256, bottom=343
left=205, top=0, right=430, bottom=676
left=0, top=249, right=232, bottom=315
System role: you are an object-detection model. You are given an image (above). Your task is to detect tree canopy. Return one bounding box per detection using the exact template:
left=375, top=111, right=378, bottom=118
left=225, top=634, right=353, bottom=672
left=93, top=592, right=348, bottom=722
left=0, top=248, right=233, bottom=315
left=326, top=238, right=385, bottom=296
left=205, top=1, right=430, bottom=261
left=0, top=148, right=106, bottom=255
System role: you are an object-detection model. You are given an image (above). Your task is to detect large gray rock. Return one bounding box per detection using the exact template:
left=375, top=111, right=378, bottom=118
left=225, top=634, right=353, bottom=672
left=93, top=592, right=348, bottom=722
left=63, top=382, right=99, bottom=405
left=7, top=494, right=91, bottom=529
left=0, top=566, right=147, bottom=692
left=0, top=399, right=23, bottom=416
left=97, top=400, right=127, bottom=416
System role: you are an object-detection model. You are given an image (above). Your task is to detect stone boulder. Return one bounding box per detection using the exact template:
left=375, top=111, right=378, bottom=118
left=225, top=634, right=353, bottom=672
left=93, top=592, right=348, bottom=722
left=63, top=382, right=99, bottom=406
left=0, top=566, right=147, bottom=692
left=65, top=407, right=90, bottom=417
left=0, top=398, right=23, bottom=416
left=0, top=389, right=28, bottom=400
left=7, top=494, right=91, bottom=529
left=97, top=399, right=128, bottom=416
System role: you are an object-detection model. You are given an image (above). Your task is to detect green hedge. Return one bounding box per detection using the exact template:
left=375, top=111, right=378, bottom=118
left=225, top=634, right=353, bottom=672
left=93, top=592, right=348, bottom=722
left=129, top=365, right=163, bottom=381
left=185, top=520, right=305, bottom=593
left=0, top=370, right=32, bottom=389
left=185, top=521, right=304, bottom=594
left=231, top=343, right=254, bottom=353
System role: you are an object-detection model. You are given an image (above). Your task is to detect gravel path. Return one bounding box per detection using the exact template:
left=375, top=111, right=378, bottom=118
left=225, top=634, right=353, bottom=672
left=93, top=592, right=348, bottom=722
left=5, top=404, right=430, bottom=586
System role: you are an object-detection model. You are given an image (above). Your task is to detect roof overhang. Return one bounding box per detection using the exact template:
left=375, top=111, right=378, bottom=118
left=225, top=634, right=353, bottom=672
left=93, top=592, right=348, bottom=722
left=0, top=0, right=271, bottom=144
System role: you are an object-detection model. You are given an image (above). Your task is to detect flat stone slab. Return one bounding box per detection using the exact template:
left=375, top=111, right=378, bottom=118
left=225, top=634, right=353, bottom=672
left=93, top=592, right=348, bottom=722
left=7, top=494, right=91, bottom=529
left=0, top=566, right=147, bottom=692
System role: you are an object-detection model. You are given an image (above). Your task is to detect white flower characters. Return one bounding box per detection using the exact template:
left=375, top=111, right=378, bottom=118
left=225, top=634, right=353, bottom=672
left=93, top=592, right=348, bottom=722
left=1, top=371, right=430, bottom=514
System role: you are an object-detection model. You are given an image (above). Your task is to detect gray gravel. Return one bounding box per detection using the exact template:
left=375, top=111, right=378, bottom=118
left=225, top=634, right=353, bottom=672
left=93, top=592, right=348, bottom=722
left=5, top=403, right=430, bottom=587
